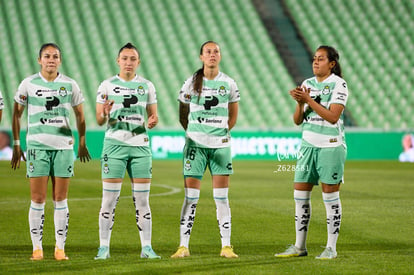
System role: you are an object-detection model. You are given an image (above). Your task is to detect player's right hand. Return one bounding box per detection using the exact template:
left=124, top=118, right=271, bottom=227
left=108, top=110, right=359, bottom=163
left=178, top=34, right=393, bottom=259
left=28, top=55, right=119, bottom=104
left=11, top=146, right=26, bottom=170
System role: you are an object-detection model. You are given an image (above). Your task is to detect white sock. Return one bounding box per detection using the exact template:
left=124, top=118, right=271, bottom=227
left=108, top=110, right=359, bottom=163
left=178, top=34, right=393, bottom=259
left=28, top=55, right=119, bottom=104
left=132, top=183, right=152, bottom=247
left=98, top=182, right=122, bottom=247
left=54, top=199, right=69, bottom=250
left=179, top=188, right=200, bottom=248
left=323, top=192, right=342, bottom=252
left=213, top=188, right=231, bottom=247
left=294, top=190, right=311, bottom=250
left=29, top=201, right=45, bottom=251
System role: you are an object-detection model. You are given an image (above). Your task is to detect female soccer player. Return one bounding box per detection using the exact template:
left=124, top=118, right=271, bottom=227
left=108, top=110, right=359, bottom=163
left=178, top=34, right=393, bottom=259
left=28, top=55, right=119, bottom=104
left=275, top=45, right=348, bottom=260
left=171, top=41, right=240, bottom=258
left=94, top=42, right=160, bottom=260
left=11, top=43, right=91, bottom=261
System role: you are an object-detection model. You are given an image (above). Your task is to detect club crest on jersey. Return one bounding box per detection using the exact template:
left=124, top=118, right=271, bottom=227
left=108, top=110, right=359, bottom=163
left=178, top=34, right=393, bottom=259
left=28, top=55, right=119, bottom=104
left=59, top=87, right=67, bottom=97
left=137, top=85, right=145, bottom=96
left=103, top=163, right=110, bottom=174
left=184, top=160, right=192, bottom=171
left=322, top=85, right=331, bottom=95
left=218, top=86, right=227, bottom=96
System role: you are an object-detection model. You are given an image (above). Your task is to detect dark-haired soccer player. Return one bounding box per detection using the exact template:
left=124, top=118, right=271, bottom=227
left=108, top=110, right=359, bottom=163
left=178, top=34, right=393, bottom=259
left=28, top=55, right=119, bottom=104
left=275, top=45, right=348, bottom=260
left=94, top=42, right=160, bottom=260
left=12, top=43, right=90, bottom=261
left=171, top=41, right=240, bottom=259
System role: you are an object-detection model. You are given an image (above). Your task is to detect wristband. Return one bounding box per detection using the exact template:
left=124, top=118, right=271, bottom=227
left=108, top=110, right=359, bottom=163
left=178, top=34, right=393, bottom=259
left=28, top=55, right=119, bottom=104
left=13, top=140, right=20, bottom=146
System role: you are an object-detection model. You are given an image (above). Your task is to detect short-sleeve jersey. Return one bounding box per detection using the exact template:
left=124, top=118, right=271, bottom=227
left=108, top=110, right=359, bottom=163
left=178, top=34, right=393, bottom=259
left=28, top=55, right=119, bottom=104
left=14, top=73, right=84, bottom=150
left=0, top=90, right=4, bottom=110
left=300, top=73, right=348, bottom=148
left=96, top=75, right=157, bottom=147
left=178, top=72, right=240, bottom=148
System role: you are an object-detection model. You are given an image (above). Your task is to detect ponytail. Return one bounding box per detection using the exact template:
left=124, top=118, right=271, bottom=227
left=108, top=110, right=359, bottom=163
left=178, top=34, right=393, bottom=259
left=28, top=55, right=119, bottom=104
left=192, top=67, right=204, bottom=98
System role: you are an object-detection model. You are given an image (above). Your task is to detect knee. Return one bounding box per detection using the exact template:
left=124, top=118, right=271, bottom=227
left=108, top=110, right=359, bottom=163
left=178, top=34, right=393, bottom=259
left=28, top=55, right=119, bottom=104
left=31, top=192, right=46, bottom=204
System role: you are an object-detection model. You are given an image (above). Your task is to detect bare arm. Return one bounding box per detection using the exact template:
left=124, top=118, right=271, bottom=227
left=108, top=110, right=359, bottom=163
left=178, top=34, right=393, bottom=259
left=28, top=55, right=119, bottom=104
left=73, top=104, right=91, bottom=162
left=179, top=102, right=189, bottom=130
left=96, top=100, right=114, bottom=126
left=228, top=102, right=238, bottom=130
left=0, top=110, right=2, bottom=123
left=11, top=102, right=26, bottom=169
left=293, top=102, right=305, bottom=125
left=146, top=103, right=158, bottom=129
left=289, top=87, right=305, bottom=125
left=307, top=101, right=344, bottom=124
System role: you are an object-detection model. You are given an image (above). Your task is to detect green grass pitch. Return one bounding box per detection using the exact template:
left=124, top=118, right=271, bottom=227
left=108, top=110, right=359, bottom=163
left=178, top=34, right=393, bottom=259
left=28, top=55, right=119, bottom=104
left=0, top=160, right=413, bottom=274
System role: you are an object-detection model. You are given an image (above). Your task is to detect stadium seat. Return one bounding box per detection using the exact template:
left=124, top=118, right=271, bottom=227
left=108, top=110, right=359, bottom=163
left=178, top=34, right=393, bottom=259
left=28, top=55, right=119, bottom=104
left=284, top=0, right=413, bottom=129
left=0, top=0, right=411, bottom=130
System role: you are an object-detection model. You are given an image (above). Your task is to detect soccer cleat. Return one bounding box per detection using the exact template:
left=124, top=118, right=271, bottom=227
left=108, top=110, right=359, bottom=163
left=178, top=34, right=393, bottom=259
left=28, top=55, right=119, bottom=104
left=220, top=246, right=238, bottom=258
left=54, top=248, right=69, bottom=261
left=140, top=245, right=161, bottom=259
left=94, top=246, right=110, bottom=260
left=30, top=249, right=43, bottom=261
left=275, top=244, right=308, bottom=258
left=315, top=247, right=337, bottom=260
left=171, top=246, right=190, bottom=258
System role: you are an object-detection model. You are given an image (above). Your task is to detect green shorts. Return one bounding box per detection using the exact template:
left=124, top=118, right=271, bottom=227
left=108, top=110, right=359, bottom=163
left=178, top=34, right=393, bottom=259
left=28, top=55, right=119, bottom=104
left=294, top=145, right=346, bottom=185
left=183, top=143, right=233, bottom=179
left=26, top=149, right=74, bottom=178
left=101, top=144, right=152, bottom=179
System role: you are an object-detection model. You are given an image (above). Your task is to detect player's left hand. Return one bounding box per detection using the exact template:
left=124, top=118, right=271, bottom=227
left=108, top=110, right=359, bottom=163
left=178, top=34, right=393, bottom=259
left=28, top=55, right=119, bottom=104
left=78, top=145, right=91, bottom=162
left=147, top=114, right=158, bottom=129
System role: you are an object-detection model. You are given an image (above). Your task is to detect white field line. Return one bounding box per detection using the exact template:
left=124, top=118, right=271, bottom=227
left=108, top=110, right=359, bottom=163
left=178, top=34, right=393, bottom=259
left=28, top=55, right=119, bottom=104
left=0, top=183, right=181, bottom=204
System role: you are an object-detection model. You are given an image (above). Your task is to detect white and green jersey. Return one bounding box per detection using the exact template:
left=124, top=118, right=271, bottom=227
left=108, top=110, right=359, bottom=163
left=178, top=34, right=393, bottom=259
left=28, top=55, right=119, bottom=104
left=14, top=73, right=84, bottom=150
left=301, top=73, right=348, bottom=148
left=96, top=75, right=157, bottom=147
left=0, top=90, right=4, bottom=110
left=178, top=72, right=240, bottom=148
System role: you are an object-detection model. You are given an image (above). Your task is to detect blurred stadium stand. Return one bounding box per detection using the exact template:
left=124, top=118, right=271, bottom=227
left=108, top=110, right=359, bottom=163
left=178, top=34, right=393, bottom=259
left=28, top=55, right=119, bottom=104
left=283, top=0, right=414, bottom=129
left=0, top=0, right=412, bottom=130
